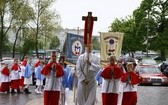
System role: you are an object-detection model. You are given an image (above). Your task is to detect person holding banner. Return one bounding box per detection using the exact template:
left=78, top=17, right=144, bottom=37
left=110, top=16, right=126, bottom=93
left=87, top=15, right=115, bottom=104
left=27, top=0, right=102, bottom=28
left=41, top=51, right=64, bottom=105
left=76, top=44, right=101, bottom=105
left=101, top=55, right=123, bottom=105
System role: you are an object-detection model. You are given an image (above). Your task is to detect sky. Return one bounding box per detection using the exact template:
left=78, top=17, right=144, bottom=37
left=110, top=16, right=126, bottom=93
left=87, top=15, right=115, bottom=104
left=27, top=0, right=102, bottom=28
left=52, top=0, right=142, bottom=35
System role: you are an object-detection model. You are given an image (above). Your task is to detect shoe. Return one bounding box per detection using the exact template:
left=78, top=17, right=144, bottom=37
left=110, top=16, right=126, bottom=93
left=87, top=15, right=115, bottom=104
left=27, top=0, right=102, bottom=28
left=11, top=89, right=16, bottom=94
left=17, top=89, right=23, bottom=94
left=35, top=89, right=40, bottom=94
left=39, top=91, right=43, bottom=94
left=24, top=88, right=31, bottom=94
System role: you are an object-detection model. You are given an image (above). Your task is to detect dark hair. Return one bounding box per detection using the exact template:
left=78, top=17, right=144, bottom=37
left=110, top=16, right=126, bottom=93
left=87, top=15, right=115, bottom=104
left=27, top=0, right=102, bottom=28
left=59, top=55, right=65, bottom=62
left=59, top=55, right=67, bottom=67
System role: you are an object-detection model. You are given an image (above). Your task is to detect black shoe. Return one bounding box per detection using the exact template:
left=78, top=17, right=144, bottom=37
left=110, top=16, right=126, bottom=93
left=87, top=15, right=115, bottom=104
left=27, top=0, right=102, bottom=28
left=11, top=89, right=16, bottom=94
left=24, top=88, right=31, bottom=94
left=17, top=89, right=23, bottom=94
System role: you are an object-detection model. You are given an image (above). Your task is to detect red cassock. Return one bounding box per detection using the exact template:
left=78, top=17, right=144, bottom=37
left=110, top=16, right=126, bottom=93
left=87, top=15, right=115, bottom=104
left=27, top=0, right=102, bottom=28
left=41, top=62, right=64, bottom=105
left=35, top=61, right=40, bottom=67
left=21, top=60, right=27, bottom=66
left=101, top=64, right=123, bottom=79
left=41, top=62, right=64, bottom=77
left=11, top=64, right=21, bottom=89
left=20, top=60, right=27, bottom=87
left=0, top=67, right=10, bottom=92
left=84, top=16, right=94, bottom=46
left=101, top=64, right=123, bottom=105
left=121, top=71, right=141, bottom=105
left=1, top=67, right=10, bottom=76
left=121, top=71, right=141, bottom=85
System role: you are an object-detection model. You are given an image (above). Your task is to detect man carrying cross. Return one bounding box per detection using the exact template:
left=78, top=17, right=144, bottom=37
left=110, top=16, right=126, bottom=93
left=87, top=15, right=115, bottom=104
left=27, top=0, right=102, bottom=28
left=76, top=12, right=101, bottom=105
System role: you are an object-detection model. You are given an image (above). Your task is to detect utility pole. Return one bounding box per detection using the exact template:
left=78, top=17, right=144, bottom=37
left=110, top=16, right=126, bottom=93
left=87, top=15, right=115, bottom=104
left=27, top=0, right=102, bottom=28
left=77, top=27, right=79, bottom=35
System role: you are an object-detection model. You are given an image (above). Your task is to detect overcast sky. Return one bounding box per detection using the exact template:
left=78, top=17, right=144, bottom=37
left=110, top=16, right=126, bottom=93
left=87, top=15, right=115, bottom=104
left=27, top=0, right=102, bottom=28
left=52, top=0, right=142, bottom=35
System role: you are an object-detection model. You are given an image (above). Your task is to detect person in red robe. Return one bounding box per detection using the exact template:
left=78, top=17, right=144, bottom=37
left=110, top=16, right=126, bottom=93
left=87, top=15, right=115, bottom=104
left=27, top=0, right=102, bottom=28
left=10, top=59, right=22, bottom=94
left=101, top=55, right=123, bottom=105
left=0, top=62, right=10, bottom=93
left=41, top=51, right=64, bottom=105
left=121, top=62, right=142, bottom=105
left=20, top=56, right=28, bottom=90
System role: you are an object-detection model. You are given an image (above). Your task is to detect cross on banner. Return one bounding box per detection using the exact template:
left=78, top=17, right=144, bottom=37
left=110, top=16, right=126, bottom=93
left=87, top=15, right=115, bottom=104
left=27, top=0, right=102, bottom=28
left=82, top=12, right=97, bottom=46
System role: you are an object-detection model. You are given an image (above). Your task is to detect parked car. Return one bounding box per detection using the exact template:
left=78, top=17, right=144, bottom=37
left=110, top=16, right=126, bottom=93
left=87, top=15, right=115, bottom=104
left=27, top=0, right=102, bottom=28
left=153, top=56, right=161, bottom=60
left=153, top=56, right=166, bottom=61
left=136, top=65, right=168, bottom=86
left=140, top=59, right=158, bottom=66
left=1, top=59, right=20, bottom=70
left=160, top=61, right=168, bottom=72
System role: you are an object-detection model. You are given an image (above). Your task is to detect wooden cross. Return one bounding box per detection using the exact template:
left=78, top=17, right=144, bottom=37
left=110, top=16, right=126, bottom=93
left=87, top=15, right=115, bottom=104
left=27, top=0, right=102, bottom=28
left=82, top=12, right=97, bottom=46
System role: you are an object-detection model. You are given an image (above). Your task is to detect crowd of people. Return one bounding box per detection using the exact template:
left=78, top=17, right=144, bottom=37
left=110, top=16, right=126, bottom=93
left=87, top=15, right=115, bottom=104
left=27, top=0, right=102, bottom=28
left=0, top=45, right=142, bottom=105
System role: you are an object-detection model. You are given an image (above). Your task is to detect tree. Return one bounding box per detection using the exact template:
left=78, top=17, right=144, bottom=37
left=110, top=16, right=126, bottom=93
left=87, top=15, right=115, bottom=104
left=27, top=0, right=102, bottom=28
left=0, top=1, right=13, bottom=59
left=28, top=0, right=61, bottom=58
left=20, top=27, right=36, bottom=60
left=134, top=0, right=168, bottom=61
left=110, top=16, right=145, bottom=57
left=10, top=0, right=35, bottom=58
left=92, top=36, right=100, bottom=50
left=49, top=36, right=60, bottom=49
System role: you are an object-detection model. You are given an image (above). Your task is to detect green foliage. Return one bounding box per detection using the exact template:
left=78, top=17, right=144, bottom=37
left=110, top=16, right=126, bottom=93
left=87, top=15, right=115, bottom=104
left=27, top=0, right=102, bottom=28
left=3, top=35, right=12, bottom=52
left=49, top=35, right=60, bottom=49
left=110, top=0, right=168, bottom=60
left=92, top=36, right=100, bottom=50
left=110, top=16, right=145, bottom=54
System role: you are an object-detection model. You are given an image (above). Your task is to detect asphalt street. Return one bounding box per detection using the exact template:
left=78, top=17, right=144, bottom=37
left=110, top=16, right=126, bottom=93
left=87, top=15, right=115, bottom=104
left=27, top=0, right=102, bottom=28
left=0, top=85, right=168, bottom=105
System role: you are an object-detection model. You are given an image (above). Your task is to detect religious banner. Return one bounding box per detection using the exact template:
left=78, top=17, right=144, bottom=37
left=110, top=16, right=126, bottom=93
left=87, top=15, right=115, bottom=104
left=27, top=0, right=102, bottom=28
left=100, top=32, right=124, bottom=66
left=64, top=33, right=85, bottom=64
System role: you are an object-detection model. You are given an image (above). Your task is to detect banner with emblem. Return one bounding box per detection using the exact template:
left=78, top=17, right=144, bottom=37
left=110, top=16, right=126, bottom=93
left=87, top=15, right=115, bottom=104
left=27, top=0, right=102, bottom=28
left=64, top=33, right=85, bottom=64
left=100, top=32, right=124, bottom=66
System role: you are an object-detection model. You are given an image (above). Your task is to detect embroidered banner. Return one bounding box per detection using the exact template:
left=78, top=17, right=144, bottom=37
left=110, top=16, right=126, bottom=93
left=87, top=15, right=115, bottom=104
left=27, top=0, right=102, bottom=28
left=100, top=32, right=124, bottom=66
left=65, top=33, right=85, bottom=64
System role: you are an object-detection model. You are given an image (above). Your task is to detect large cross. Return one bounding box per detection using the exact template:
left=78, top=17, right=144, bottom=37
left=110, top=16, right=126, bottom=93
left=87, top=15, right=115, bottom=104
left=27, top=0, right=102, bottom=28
left=82, top=12, right=97, bottom=46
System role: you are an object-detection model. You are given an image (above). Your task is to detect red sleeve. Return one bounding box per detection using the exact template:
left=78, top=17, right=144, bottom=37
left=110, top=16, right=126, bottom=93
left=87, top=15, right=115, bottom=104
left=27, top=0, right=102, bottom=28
left=22, top=60, right=27, bottom=66
left=35, top=61, right=40, bottom=67
left=41, top=64, right=51, bottom=76
left=131, top=72, right=141, bottom=85
left=100, top=66, right=112, bottom=79
left=2, top=67, right=10, bottom=76
left=41, top=62, right=64, bottom=77
left=121, top=72, right=141, bottom=85
left=121, top=73, right=128, bottom=83
left=11, top=64, right=19, bottom=71
left=113, top=66, right=123, bottom=79
left=56, top=64, right=64, bottom=77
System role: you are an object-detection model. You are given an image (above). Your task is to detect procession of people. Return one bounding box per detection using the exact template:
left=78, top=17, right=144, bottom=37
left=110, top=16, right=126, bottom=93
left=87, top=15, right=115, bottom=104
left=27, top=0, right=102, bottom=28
left=0, top=50, right=142, bottom=105
left=0, top=12, right=142, bottom=105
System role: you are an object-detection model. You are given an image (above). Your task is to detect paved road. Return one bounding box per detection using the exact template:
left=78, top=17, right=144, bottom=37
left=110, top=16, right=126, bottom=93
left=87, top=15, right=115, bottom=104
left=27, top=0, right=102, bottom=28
left=137, top=86, right=168, bottom=105
left=1, top=85, right=168, bottom=105
left=0, top=86, right=43, bottom=105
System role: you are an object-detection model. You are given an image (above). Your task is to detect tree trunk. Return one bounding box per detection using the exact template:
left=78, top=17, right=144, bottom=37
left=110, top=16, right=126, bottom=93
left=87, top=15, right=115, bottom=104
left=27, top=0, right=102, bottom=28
left=0, top=15, right=4, bottom=59
left=0, top=37, right=3, bottom=60
left=35, top=29, right=39, bottom=58
left=12, top=26, right=21, bottom=58
left=161, top=50, right=166, bottom=61
left=21, top=47, right=29, bottom=61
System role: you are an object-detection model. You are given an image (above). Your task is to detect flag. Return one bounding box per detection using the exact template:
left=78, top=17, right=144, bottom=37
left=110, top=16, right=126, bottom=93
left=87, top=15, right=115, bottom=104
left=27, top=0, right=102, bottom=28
left=64, top=33, right=85, bottom=64
left=100, top=32, right=124, bottom=66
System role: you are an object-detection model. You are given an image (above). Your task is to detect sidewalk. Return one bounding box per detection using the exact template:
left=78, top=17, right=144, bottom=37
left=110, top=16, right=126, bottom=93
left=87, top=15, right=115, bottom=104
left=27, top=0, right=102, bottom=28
left=26, top=86, right=102, bottom=105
